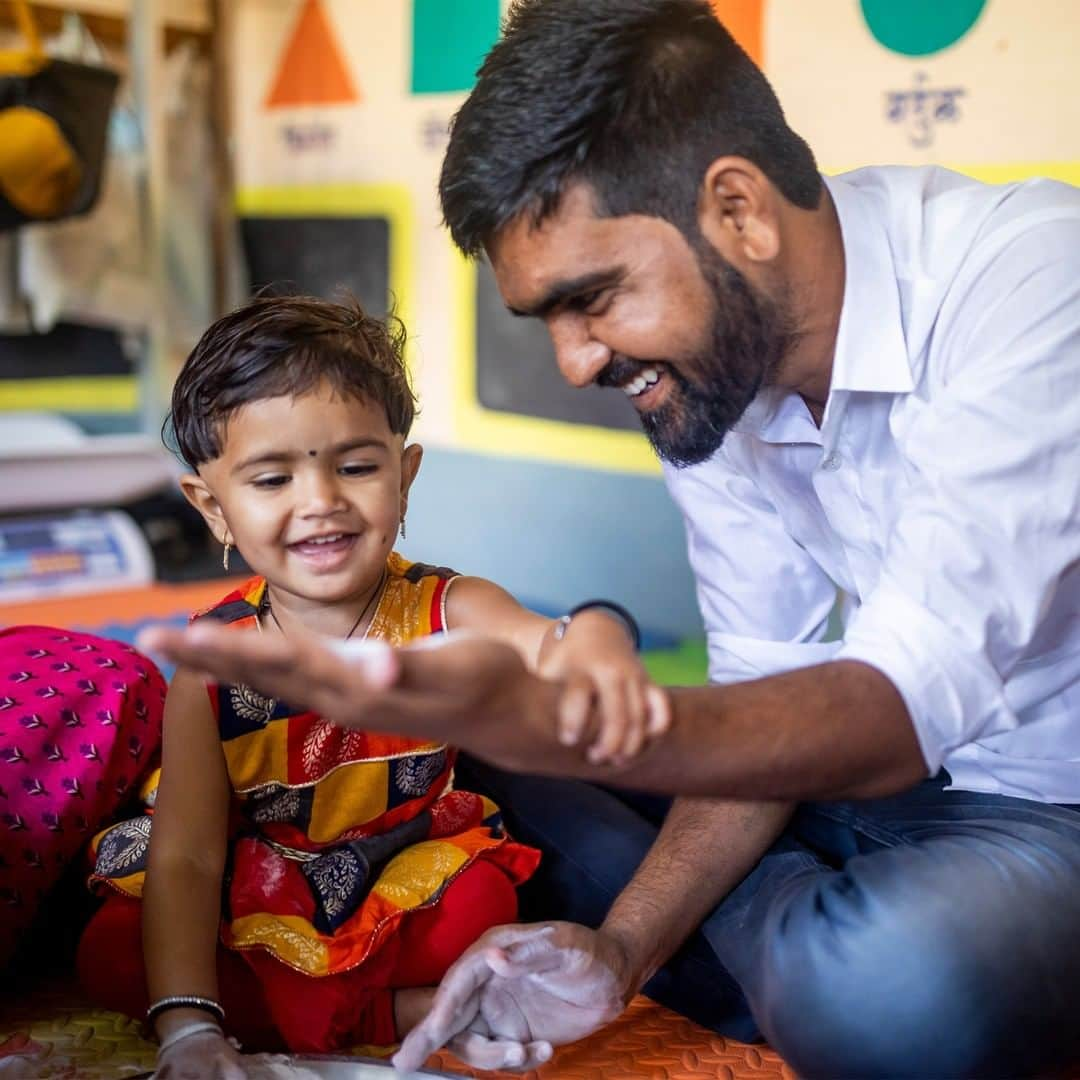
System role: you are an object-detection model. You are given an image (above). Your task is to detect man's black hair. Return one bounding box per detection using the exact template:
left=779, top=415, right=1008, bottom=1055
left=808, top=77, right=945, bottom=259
left=169, top=293, right=415, bottom=469
left=440, top=0, right=821, bottom=255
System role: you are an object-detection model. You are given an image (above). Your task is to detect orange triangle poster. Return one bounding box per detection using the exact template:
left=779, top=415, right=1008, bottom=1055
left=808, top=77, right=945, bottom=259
left=709, top=0, right=764, bottom=66
left=265, top=0, right=360, bottom=108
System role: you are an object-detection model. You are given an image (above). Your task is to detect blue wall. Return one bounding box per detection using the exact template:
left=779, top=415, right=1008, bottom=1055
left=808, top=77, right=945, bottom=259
left=400, top=447, right=701, bottom=647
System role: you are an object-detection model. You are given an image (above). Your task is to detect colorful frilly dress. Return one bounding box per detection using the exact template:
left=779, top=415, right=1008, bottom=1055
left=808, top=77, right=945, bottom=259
left=87, top=553, right=539, bottom=1048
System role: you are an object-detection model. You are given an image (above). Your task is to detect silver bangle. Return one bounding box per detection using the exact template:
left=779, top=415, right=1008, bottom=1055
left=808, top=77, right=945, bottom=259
left=146, top=994, right=225, bottom=1027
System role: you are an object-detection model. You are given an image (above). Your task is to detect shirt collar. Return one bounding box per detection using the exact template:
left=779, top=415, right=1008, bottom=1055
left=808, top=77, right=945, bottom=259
left=825, top=172, right=913, bottom=397
left=730, top=173, right=913, bottom=445
left=731, top=386, right=818, bottom=443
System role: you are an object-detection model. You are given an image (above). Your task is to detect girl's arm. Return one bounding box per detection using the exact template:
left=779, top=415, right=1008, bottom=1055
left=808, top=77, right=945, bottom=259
left=445, top=576, right=640, bottom=677
left=445, top=578, right=668, bottom=762
left=443, top=576, right=554, bottom=668
left=142, top=665, right=232, bottom=1042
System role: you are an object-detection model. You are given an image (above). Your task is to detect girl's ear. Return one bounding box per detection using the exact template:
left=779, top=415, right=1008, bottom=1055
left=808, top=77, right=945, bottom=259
left=179, top=473, right=231, bottom=546
left=399, top=443, right=424, bottom=517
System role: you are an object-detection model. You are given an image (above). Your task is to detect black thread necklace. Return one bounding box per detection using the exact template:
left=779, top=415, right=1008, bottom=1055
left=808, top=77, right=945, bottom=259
left=259, top=568, right=387, bottom=641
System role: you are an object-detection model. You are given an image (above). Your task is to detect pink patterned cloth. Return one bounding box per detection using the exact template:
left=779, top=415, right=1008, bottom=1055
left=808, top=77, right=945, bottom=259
left=0, top=625, right=164, bottom=968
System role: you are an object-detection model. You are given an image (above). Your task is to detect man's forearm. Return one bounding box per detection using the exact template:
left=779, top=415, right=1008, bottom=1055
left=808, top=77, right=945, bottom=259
left=600, top=797, right=793, bottom=995
left=643, top=659, right=926, bottom=799
left=486, top=658, right=928, bottom=800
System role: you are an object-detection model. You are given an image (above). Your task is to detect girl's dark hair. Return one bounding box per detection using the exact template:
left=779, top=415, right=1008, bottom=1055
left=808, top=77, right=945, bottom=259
left=169, top=293, right=416, bottom=468
left=440, top=0, right=822, bottom=255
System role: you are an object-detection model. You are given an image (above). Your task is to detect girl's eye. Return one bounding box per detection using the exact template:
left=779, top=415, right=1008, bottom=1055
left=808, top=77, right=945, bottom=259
left=340, top=463, right=377, bottom=477
left=251, top=475, right=289, bottom=489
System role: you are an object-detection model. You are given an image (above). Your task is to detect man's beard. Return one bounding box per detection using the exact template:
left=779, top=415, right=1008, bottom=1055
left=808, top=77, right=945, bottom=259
left=600, top=254, right=796, bottom=468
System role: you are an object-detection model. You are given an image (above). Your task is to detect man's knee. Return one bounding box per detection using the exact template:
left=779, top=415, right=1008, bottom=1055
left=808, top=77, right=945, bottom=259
left=753, top=864, right=1011, bottom=1078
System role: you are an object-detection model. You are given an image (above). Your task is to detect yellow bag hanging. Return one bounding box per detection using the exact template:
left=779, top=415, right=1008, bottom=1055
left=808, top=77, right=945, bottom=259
left=0, top=0, right=119, bottom=228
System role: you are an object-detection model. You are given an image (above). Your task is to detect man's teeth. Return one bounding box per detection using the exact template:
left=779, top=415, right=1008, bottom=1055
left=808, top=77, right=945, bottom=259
left=622, top=367, right=661, bottom=397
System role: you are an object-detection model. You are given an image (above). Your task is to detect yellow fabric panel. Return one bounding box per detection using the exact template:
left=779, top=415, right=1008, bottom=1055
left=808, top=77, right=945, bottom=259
left=102, top=871, right=144, bottom=899
left=139, top=768, right=162, bottom=805
left=223, top=723, right=289, bottom=792
left=415, top=575, right=438, bottom=637
left=367, top=552, right=441, bottom=643
left=370, top=576, right=423, bottom=643
left=370, top=840, right=469, bottom=911
left=0, top=106, right=81, bottom=217
left=307, top=758, right=390, bottom=843
left=228, top=914, right=330, bottom=975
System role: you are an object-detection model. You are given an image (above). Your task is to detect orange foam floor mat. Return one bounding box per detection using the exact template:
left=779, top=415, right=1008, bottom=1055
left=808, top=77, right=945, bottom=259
left=429, top=996, right=792, bottom=1079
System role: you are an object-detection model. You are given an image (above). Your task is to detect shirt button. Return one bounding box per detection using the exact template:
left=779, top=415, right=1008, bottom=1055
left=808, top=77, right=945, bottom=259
left=821, top=452, right=843, bottom=472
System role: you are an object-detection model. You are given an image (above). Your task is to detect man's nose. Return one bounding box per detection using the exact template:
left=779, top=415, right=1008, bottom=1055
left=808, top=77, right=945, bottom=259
left=548, top=317, right=611, bottom=389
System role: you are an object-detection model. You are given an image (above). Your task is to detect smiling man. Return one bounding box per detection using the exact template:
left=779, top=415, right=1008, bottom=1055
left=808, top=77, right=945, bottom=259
left=412, top=0, right=1080, bottom=1073
left=146, top=1, right=1080, bottom=1076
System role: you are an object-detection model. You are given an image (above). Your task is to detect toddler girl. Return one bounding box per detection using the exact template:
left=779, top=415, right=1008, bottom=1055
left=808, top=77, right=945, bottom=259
left=77, top=294, right=665, bottom=1077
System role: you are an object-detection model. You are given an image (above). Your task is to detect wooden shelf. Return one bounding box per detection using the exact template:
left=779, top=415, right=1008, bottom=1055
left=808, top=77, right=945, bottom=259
left=0, top=0, right=212, bottom=49
left=0, top=0, right=224, bottom=436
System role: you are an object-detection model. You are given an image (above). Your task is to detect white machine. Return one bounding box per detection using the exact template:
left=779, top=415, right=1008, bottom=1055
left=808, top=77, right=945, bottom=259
left=0, top=412, right=176, bottom=601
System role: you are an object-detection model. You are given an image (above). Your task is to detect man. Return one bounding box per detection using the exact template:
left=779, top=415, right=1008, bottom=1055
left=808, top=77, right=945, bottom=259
left=146, top=1, right=1080, bottom=1076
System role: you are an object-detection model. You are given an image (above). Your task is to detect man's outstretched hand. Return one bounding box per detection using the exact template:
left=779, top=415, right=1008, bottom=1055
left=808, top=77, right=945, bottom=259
left=138, top=623, right=548, bottom=762
left=393, top=922, right=630, bottom=1073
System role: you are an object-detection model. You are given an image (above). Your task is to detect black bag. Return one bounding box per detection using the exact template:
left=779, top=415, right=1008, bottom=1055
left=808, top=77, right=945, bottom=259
left=0, top=0, right=119, bottom=230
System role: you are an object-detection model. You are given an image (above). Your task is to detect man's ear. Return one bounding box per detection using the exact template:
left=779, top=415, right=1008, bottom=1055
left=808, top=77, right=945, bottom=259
left=178, top=473, right=231, bottom=546
left=399, top=443, right=424, bottom=518
left=697, top=156, right=781, bottom=265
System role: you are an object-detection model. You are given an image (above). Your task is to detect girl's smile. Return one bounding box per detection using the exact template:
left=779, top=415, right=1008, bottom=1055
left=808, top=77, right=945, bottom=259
left=287, top=530, right=359, bottom=571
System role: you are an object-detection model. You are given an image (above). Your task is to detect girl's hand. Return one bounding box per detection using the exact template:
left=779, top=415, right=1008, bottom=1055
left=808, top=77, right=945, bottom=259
left=154, top=1028, right=248, bottom=1079
left=539, top=612, right=671, bottom=765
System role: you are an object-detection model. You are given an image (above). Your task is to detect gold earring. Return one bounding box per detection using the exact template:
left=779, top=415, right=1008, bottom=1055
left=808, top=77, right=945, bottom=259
left=222, top=541, right=232, bottom=572
left=399, top=518, right=406, bottom=541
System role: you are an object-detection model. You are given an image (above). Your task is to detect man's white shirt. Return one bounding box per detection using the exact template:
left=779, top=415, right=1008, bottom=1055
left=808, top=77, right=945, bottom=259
left=664, top=165, right=1080, bottom=803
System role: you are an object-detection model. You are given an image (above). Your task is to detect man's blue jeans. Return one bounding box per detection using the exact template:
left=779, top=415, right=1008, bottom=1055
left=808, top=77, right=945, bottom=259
left=457, top=758, right=1080, bottom=1078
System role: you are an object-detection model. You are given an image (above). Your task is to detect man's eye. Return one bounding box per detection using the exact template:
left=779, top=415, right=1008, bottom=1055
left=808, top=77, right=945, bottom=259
left=340, top=463, right=377, bottom=477
left=252, top=475, right=289, bottom=489
left=574, top=289, right=610, bottom=315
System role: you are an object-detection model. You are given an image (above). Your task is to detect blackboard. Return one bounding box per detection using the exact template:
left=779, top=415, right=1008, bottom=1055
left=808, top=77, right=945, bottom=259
left=475, top=260, right=639, bottom=432
left=240, top=216, right=391, bottom=316
left=0, top=322, right=131, bottom=379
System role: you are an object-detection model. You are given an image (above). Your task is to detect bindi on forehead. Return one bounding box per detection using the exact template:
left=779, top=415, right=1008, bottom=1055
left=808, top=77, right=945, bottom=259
left=308, top=449, right=317, bottom=457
